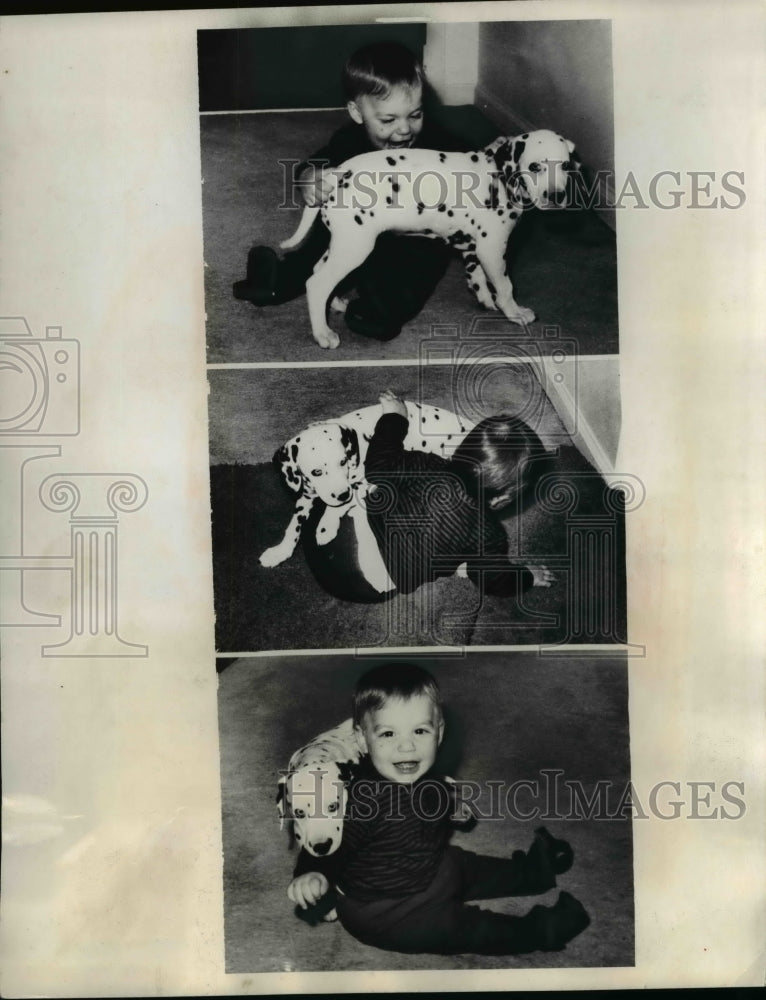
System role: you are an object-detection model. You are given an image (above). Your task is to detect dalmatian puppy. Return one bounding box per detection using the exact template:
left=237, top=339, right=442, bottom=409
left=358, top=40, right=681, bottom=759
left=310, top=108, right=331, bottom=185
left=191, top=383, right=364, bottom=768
left=276, top=718, right=362, bottom=859
left=281, top=129, right=579, bottom=348
left=259, top=400, right=475, bottom=592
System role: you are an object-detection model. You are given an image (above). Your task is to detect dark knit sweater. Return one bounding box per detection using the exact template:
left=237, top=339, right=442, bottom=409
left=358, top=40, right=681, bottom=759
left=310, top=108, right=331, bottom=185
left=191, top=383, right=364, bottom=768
left=364, top=413, right=530, bottom=595
left=293, top=757, right=454, bottom=901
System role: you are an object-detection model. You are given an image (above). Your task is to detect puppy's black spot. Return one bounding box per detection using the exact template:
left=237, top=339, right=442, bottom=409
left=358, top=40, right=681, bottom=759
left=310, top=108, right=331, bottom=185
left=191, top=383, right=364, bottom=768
left=470, top=154, right=479, bottom=162
left=439, top=152, right=446, bottom=163
left=438, top=204, right=446, bottom=212
left=354, top=215, right=363, bottom=225
left=392, top=182, right=400, bottom=193
left=510, top=211, right=518, bottom=219
left=386, top=196, right=392, bottom=205
left=385, top=156, right=397, bottom=166
left=447, top=209, right=454, bottom=217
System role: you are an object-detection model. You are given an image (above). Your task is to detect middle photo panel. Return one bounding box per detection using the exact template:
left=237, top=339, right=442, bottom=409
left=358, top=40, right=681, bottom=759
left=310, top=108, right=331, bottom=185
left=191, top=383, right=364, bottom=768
left=209, top=348, right=627, bottom=654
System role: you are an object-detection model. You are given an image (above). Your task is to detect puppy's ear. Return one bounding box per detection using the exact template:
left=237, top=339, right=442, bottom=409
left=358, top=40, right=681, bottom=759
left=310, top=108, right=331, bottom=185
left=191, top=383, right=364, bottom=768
left=482, top=135, right=508, bottom=156
left=274, top=441, right=304, bottom=494
left=276, top=776, right=287, bottom=829
left=339, top=425, right=360, bottom=465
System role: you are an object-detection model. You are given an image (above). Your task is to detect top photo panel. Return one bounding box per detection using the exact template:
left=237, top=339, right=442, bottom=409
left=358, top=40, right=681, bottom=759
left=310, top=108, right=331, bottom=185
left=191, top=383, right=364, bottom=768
left=199, top=20, right=617, bottom=364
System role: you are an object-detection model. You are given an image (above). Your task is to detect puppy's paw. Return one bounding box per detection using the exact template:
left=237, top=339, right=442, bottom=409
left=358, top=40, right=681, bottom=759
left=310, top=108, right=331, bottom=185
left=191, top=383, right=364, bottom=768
left=314, top=328, right=341, bottom=350
left=506, top=304, right=536, bottom=326
left=259, top=542, right=294, bottom=567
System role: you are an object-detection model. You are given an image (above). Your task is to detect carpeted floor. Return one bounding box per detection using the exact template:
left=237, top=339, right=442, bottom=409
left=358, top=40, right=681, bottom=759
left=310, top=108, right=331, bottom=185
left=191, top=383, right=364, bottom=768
left=218, top=652, right=634, bottom=972
left=200, top=109, right=619, bottom=364
left=208, top=365, right=626, bottom=652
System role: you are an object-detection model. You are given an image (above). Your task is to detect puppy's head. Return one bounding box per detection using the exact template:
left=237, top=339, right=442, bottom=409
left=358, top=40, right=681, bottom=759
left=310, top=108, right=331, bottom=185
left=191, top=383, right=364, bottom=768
left=276, top=760, right=353, bottom=857
left=490, top=130, right=579, bottom=210
left=273, top=423, right=361, bottom=506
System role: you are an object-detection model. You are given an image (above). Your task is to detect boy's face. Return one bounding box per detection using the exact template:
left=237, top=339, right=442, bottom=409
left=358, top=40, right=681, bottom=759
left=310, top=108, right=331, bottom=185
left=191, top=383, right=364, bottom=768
left=347, top=83, right=424, bottom=150
left=356, top=693, right=443, bottom=784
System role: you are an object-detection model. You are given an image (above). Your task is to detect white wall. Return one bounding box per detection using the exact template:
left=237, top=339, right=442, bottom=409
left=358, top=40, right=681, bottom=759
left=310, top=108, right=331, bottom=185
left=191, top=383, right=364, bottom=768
left=475, top=19, right=615, bottom=227
left=424, top=22, right=480, bottom=105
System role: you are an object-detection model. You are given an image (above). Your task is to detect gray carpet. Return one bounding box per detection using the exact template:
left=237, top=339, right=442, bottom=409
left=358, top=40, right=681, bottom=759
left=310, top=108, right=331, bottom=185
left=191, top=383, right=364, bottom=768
left=201, top=109, right=619, bottom=364
left=209, top=365, right=626, bottom=652
left=219, top=652, right=633, bottom=972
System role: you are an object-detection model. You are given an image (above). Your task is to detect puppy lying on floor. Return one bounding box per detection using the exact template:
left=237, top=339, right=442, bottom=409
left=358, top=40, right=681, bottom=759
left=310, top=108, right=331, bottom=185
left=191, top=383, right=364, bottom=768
left=260, top=400, right=474, bottom=596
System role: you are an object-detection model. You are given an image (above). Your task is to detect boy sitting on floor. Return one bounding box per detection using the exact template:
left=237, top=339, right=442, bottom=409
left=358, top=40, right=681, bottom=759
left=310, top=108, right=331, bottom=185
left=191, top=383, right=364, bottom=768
left=233, top=41, right=469, bottom=342
left=288, top=663, right=590, bottom=956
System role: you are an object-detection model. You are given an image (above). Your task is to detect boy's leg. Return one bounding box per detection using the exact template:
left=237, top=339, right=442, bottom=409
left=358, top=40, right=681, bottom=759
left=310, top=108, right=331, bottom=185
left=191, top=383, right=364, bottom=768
left=232, top=218, right=331, bottom=305
left=344, top=233, right=452, bottom=341
left=337, top=863, right=588, bottom=956
left=449, top=829, right=575, bottom=900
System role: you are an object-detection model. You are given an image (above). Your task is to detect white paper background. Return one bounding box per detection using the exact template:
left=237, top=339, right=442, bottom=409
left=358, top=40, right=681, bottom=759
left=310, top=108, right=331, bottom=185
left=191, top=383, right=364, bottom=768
left=1, top=1, right=764, bottom=994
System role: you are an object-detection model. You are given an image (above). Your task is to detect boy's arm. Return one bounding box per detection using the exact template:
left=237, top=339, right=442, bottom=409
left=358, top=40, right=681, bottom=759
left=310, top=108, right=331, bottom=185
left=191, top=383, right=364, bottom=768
left=295, top=123, right=372, bottom=204
left=365, top=413, right=409, bottom=478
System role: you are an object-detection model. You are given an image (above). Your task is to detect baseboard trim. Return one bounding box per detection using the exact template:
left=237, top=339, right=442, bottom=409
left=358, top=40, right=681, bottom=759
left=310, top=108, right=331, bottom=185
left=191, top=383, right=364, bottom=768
left=542, top=356, right=617, bottom=476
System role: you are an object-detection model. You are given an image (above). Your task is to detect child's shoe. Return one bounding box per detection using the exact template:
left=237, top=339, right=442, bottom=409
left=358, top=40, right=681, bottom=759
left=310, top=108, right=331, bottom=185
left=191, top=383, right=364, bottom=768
left=531, top=825, right=574, bottom=877
left=232, top=246, right=281, bottom=305
left=526, top=891, right=590, bottom=951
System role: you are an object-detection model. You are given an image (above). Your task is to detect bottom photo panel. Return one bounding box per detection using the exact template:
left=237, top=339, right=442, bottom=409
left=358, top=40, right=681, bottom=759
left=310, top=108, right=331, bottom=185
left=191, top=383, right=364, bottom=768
left=218, top=650, right=633, bottom=972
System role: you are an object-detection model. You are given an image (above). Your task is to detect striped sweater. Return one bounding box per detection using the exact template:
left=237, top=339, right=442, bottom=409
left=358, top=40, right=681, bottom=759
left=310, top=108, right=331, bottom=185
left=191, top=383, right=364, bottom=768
left=293, top=757, right=454, bottom=901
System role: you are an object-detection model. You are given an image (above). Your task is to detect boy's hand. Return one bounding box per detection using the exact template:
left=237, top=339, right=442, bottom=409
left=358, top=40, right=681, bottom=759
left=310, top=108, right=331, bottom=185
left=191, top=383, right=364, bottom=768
left=527, top=564, right=556, bottom=588
left=297, top=167, right=334, bottom=207
left=288, top=872, right=330, bottom=909
left=379, top=389, right=407, bottom=417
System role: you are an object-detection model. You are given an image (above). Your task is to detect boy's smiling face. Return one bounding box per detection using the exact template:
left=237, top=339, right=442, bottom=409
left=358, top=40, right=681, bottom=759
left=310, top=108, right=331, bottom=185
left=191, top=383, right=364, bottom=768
left=347, top=82, right=424, bottom=150
left=356, top=693, right=443, bottom=784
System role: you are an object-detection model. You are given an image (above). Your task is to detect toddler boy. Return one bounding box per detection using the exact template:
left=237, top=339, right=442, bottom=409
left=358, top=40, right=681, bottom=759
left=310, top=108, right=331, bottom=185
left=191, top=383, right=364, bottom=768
left=288, top=663, right=590, bottom=955
left=233, top=41, right=468, bottom=341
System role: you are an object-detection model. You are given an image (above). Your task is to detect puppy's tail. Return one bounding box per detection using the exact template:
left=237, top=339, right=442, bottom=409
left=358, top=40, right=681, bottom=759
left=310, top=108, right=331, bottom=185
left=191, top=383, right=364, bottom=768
left=280, top=206, right=321, bottom=250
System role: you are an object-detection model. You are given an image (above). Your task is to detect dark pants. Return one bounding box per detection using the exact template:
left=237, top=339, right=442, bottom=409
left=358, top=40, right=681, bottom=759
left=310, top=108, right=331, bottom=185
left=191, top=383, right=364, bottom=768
left=274, top=219, right=452, bottom=335
left=336, top=845, right=559, bottom=956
